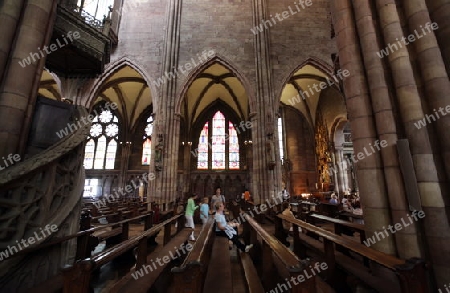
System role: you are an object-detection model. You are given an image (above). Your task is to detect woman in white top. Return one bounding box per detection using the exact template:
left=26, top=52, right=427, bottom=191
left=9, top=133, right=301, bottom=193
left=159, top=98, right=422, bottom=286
left=214, top=202, right=253, bottom=252
left=211, top=187, right=226, bottom=213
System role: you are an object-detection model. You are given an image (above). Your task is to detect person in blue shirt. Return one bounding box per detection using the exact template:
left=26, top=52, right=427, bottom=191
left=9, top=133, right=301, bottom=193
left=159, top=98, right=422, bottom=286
left=329, top=194, right=339, bottom=205
left=214, top=202, right=253, bottom=253
left=200, top=197, right=210, bottom=227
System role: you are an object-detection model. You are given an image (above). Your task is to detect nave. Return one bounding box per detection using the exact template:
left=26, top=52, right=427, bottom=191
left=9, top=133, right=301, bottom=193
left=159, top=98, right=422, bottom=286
left=19, top=196, right=428, bottom=293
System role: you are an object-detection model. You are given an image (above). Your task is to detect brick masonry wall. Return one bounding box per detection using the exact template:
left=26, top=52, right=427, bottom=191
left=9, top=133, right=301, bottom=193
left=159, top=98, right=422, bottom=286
left=108, top=0, right=334, bottom=107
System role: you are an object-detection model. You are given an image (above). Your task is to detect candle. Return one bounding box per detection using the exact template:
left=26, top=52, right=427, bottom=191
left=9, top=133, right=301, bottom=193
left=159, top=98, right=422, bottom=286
left=315, top=183, right=318, bottom=189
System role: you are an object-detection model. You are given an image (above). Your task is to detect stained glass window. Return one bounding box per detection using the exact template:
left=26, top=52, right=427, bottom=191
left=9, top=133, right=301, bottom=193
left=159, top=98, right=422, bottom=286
left=105, top=140, right=117, bottom=169
left=142, top=116, right=153, bottom=165
left=84, top=139, right=95, bottom=169
left=196, top=111, right=240, bottom=170
left=84, top=107, right=119, bottom=170
left=197, top=122, right=209, bottom=169
left=278, top=117, right=284, bottom=162
left=142, top=138, right=151, bottom=165
left=228, top=122, right=239, bottom=169
left=94, top=136, right=107, bottom=169
left=212, top=112, right=226, bottom=169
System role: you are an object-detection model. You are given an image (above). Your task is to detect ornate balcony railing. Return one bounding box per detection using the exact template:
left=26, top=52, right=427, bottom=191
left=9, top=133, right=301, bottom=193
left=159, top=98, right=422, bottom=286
left=60, top=3, right=107, bottom=30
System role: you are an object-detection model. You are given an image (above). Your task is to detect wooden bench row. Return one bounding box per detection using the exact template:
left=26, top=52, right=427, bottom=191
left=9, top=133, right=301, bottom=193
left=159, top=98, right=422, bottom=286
left=277, top=214, right=429, bottom=293
left=62, top=214, right=185, bottom=293
left=243, top=214, right=318, bottom=293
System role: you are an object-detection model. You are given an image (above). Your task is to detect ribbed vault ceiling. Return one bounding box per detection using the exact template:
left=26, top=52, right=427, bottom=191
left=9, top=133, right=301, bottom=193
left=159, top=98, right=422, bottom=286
left=184, top=63, right=249, bottom=125
left=93, top=65, right=151, bottom=129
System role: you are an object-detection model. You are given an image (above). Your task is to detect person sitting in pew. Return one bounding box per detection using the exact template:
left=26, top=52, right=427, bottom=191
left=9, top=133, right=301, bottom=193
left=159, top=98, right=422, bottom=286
left=214, top=202, right=253, bottom=253
left=329, top=193, right=339, bottom=205
left=282, top=202, right=302, bottom=234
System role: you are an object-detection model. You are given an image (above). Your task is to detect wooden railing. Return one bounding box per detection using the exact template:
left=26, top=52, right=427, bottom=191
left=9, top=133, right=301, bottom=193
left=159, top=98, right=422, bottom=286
left=62, top=213, right=184, bottom=293
left=243, top=214, right=316, bottom=293
left=171, top=218, right=215, bottom=292
left=277, top=214, right=429, bottom=293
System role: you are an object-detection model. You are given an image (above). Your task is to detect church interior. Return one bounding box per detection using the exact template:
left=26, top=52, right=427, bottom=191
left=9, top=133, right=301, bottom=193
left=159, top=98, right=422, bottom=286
left=0, top=0, right=449, bottom=292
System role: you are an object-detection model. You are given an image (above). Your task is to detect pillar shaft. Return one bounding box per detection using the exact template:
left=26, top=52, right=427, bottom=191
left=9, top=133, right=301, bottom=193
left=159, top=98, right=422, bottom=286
left=402, top=0, right=450, bottom=183
left=352, top=0, right=421, bottom=259
left=376, top=0, right=450, bottom=286
left=0, top=0, right=56, bottom=157
left=331, top=0, right=396, bottom=255
left=425, top=0, right=450, bottom=76
left=149, top=0, right=182, bottom=209
left=0, top=0, right=25, bottom=82
left=251, top=0, right=278, bottom=203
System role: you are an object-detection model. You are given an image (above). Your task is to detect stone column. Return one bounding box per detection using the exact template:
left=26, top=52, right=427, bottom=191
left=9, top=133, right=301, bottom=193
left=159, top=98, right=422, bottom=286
left=335, top=147, right=345, bottom=194
left=331, top=0, right=396, bottom=255
left=376, top=0, right=450, bottom=286
left=148, top=0, right=182, bottom=210
left=425, top=0, right=450, bottom=76
left=251, top=0, right=278, bottom=203
left=0, top=0, right=25, bottom=82
left=402, top=0, right=450, bottom=182
left=352, top=0, right=421, bottom=259
left=0, top=0, right=57, bottom=158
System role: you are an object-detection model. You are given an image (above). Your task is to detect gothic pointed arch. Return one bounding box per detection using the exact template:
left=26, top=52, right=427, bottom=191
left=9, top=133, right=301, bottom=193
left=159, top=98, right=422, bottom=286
left=176, top=55, right=255, bottom=119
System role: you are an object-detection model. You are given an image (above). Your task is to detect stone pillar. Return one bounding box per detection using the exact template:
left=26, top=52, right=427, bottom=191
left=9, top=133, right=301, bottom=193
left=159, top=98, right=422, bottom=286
left=425, top=0, right=450, bottom=76
left=376, top=0, right=450, bottom=286
left=0, top=0, right=57, bottom=158
left=352, top=0, right=421, bottom=259
left=251, top=0, right=278, bottom=203
left=335, top=147, right=345, bottom=194
left=402, top=0, right=450, bottom=182
left=331, top=0, right=396, bottom=255
left=148, top=0, right=182, bottom=210
left=0, top=0, right=25, bottom=82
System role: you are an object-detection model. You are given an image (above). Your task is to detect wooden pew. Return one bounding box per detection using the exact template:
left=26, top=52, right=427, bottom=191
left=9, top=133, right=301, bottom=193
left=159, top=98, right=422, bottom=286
left=239, top=251, right=265, bottom=293
left=277, top=214, right=429, bottom=293
left=316, top=202, right=342, bottom=218
left=203, top=237, right=233, bottom=292
left=308, top=213, right=366, bottom=244
left=243, top=214, right=316, bottom=293
left=62, top=214, right=185, bottom=293
left=22, top=213, right=153, bottom=292
left=171, top=218, right=215, bottom=292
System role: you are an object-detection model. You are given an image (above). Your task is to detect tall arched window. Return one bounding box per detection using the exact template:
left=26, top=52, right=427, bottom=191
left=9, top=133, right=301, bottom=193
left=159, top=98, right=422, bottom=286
left=278, top=117, right=284, bottom=162
left=196, top=111, right=240, bottom=170
left=142, top=116, right=153, bottom=165
left=84, top=107, right=119, bottom=169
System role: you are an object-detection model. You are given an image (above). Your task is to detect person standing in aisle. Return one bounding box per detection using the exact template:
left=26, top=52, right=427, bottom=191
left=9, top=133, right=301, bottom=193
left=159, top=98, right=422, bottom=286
left=185, top=193, right=199, bottom=241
